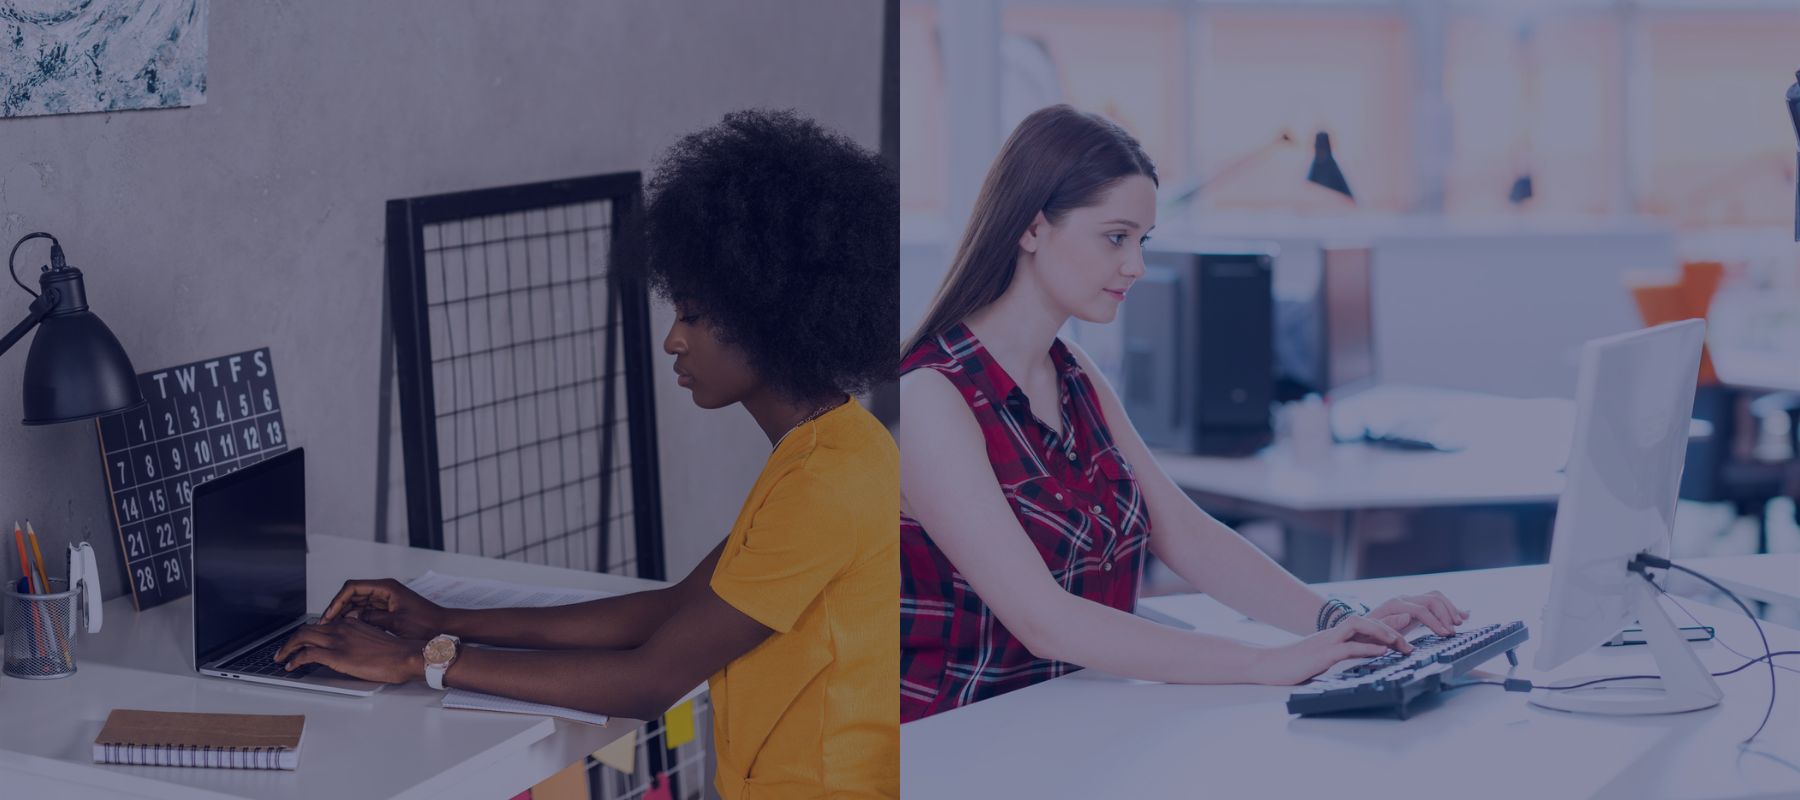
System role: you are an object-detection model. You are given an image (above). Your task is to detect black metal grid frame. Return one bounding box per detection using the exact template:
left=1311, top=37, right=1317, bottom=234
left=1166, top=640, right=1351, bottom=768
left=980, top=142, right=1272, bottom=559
left=385, top=172, right=666, bottom=580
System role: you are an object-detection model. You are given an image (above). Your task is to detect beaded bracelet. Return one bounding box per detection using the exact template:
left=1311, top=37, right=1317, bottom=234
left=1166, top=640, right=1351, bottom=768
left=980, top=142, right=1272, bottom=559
left=1316, top=598, right=1369, bottom=631
left=1316, top=599, right=1352, bottom=632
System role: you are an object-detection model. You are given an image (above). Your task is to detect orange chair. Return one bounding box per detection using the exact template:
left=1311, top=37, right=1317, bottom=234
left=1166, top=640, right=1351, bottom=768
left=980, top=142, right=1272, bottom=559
left=1633, top=261, right=1796, bottom=554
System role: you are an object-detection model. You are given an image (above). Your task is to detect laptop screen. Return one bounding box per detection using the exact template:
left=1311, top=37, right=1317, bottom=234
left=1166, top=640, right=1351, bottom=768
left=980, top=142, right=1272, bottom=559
left=192, top=448, right=307, bottom=667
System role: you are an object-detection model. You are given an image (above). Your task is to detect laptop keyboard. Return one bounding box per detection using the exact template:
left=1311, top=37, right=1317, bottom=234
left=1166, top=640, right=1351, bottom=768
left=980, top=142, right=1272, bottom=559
left=220, top=634, right=318, bottom=679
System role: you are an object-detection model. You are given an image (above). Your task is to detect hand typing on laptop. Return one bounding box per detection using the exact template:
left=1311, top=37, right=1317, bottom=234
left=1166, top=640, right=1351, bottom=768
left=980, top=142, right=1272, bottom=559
left=270, top=579, right=453, bottom=684
left=317, top=578, right=450, bottom=640
left=273, top=617, right=429, bottom=685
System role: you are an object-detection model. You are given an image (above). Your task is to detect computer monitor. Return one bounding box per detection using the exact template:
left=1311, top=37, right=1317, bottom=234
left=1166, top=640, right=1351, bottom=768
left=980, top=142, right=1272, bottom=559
left=1530, top=319, right=1722, bottom=715
left=1319, top=245, right=1376, bottom=395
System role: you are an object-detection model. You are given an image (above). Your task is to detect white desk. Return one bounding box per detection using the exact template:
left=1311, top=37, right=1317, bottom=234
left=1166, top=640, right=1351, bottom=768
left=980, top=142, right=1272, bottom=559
left=1681, top=553, right=1800, bottom=614
left=901, top=562, right=1800, bottom=799
left=1160, top=385, right=1709, bottom=580
left=0, top=534, right=667, bottom=800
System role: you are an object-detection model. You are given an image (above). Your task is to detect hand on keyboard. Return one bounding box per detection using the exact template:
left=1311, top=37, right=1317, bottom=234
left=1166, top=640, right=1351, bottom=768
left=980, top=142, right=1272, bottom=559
left=1257, top=615, right=1414, bottom=686
left=1287, top=622, right=1530, bottom=718
left=1367, top=591, right=1467, bottom=637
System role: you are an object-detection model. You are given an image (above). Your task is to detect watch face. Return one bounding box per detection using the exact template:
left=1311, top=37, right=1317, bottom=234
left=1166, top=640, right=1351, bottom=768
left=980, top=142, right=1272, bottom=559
left=425, top=636, right=456, bottom=666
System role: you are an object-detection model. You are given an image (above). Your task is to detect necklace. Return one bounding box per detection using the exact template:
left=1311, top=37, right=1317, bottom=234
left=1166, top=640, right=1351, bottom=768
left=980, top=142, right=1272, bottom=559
left=774, top=397, right=846, bottom=449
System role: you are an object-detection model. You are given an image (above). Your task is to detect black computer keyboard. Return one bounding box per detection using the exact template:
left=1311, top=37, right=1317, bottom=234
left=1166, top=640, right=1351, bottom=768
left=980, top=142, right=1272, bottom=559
left=221, top=634, right=318, bottom=679
left=1286, top=621, right=1529, bottom=719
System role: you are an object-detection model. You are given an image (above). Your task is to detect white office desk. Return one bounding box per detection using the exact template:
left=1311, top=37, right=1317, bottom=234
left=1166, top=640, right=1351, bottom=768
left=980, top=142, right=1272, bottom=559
left=0, top=534, right=667, bottom=800
left=1158, top=386, right=1709, bottom=580
left=901, top=564, right=1800, bottom=799
left=1680, top=553, right=1800, bottom=614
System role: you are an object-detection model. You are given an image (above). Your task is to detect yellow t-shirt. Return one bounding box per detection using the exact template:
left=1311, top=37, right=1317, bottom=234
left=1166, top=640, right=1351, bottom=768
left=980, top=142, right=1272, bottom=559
left=708, top=399, right=899, bottom=799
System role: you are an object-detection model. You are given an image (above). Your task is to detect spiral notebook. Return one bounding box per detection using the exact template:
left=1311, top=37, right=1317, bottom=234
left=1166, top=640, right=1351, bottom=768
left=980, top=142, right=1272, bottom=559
left=93, top=710, right=306, bottom=770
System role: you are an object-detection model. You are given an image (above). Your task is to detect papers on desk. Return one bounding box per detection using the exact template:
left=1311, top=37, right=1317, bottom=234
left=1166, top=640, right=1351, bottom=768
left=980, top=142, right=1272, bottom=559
left=406, top=570, right=616, bottom=608
left=443, top=688, right=612, bottom=726
left=443, top=681, right=709, bottom=727
left=403, top=571, right=705, bottom=726
left=1331, top=385, right=1577, bottom=469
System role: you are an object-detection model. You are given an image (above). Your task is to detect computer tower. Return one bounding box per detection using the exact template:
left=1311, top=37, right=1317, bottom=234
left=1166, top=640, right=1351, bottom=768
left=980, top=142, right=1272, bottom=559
left=1123, top=247, right=1276, bottom=456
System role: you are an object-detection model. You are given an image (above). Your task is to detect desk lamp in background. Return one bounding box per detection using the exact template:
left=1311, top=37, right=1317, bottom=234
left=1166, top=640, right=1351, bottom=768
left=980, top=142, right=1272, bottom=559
left=2, top=233, right=144, bottom=425
left=1160, top=128, right=1356, bottom=210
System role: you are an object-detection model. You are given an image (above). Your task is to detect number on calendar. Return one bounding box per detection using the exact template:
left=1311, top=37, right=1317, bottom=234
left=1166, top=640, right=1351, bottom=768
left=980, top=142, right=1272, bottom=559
left=262, top=388, right=273, bottom=412
left=244, top=426, right=260, bottom=451
left=190, top=406, right=202, bottom=430
left=155, top=522, right=174, bottom=548
left=148, top=488, right=166, bottom=515
left=193, top=439, right=212, bottom=465
left=135, top=566, right=155, bottom=593
left=215, top=400, right=227, bottom=423
left=164, top=557, right=182, bottom=585
left=143, top=454, right=156, bottom=479
left=120, top=495, right=140, bottom=522
left=266, top=420, right=284, bottom=445
left=164, top=412, right=176, bottom=436
left=127, top=530, right=146, bottom=557
left=218, top=432, right=237, bottom=458
left=181, top=514, right=192, bottom=541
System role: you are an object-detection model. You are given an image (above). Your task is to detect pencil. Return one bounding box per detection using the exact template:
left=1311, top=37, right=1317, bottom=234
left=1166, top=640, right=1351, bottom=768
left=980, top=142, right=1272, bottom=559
left=27, top=521, right=71, bottom=664
left=13, top=524, right=31, bottom=594
left=25, top=522, right=48, bottom=597
left=13, top=524, right=43, bottom=659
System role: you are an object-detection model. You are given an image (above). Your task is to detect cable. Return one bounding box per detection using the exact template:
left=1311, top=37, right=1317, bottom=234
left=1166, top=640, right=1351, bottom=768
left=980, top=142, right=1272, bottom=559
left=1633, top=555, right=1777, bottom=744
left=6, top=232, right=55, bottom=298
left=1446, top=650, right=1800, bottom=694
left=1661, top=581, right=1800, bottom=679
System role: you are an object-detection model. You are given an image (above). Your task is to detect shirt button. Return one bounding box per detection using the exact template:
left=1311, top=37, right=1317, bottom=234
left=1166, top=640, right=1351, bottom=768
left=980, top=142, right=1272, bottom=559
left=1068, top=452, right=1077, bottom=462
left=1053, top=493, right=1063, bottom=502
left=1103, top=562, right=1113, bottom=572
left=1091, top=504, right=1103, bottom=515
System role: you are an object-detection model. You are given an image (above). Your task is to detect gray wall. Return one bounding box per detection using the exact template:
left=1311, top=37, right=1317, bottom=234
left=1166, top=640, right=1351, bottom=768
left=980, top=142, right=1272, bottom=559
left=1, top=0, right=883, bottom=602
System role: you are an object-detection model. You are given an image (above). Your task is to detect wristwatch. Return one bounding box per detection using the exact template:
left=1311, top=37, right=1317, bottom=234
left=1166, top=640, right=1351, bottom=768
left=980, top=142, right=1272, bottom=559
left=423, top=633, right=461, bottom=690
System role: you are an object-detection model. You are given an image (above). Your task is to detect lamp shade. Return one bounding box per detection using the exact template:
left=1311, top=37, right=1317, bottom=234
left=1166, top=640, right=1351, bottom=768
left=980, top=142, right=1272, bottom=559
left=20, top=268, right=143, bottom=425
left=1306, top=131, right=1354, bottom=200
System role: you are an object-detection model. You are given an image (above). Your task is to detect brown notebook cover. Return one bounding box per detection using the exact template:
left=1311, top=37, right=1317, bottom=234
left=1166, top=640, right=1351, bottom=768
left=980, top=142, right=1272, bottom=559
left=94, top=710, right=306, bottom=769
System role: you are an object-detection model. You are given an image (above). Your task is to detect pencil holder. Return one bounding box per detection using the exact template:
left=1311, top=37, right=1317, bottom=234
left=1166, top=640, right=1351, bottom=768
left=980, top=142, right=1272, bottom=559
left=3, top=578, right=79, bottom=679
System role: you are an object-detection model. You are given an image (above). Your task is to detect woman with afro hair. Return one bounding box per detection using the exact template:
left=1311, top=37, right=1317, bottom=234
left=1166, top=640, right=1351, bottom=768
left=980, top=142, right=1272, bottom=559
left=276, top=109, right=899, bottom=799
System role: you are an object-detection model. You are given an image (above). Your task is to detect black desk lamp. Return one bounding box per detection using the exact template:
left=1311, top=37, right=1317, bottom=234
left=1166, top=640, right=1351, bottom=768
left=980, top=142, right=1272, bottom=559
left=1305, top=131, right=1354, bottom=201
left=4, top=233, right=144, bottom=424
left=1161, top=129, right=1357, bottom=209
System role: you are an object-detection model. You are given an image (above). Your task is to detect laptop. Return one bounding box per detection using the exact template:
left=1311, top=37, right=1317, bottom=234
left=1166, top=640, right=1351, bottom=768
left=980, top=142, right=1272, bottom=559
left=191, top=448, right=384, bottom=696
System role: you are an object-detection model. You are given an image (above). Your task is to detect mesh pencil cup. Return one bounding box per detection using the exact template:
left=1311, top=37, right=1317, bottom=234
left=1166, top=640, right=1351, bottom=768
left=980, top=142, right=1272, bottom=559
left=3, top=578, right=80, bottom=678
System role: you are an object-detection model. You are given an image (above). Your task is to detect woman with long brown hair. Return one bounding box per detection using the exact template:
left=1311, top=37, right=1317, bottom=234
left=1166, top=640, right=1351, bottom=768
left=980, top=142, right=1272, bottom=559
left=899, top=104, right=1466, bottom=721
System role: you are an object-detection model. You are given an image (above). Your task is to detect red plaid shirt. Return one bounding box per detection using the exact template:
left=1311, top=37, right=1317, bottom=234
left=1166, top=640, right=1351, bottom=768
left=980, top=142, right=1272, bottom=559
left=900, top=323, right=1151, bottom=721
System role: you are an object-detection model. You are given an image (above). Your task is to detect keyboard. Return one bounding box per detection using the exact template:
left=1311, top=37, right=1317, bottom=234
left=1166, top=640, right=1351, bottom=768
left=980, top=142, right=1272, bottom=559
left=1286, top=621, right=1529, bottom=719
left=219, top=633, right=318, bottom=679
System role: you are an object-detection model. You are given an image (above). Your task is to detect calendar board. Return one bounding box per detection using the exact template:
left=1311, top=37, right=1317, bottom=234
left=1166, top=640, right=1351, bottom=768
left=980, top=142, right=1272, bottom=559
left=94, top=348, right=290, bottom=611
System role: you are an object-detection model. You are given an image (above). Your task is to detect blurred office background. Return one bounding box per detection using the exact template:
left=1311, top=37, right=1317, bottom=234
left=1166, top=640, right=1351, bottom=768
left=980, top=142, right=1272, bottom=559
left=900, top=0, right=1800, bottom=593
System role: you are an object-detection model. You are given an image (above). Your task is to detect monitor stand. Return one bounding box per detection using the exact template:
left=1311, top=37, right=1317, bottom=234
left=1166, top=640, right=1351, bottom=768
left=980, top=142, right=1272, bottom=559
left=1529, top=576, right=1723, bottom=715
